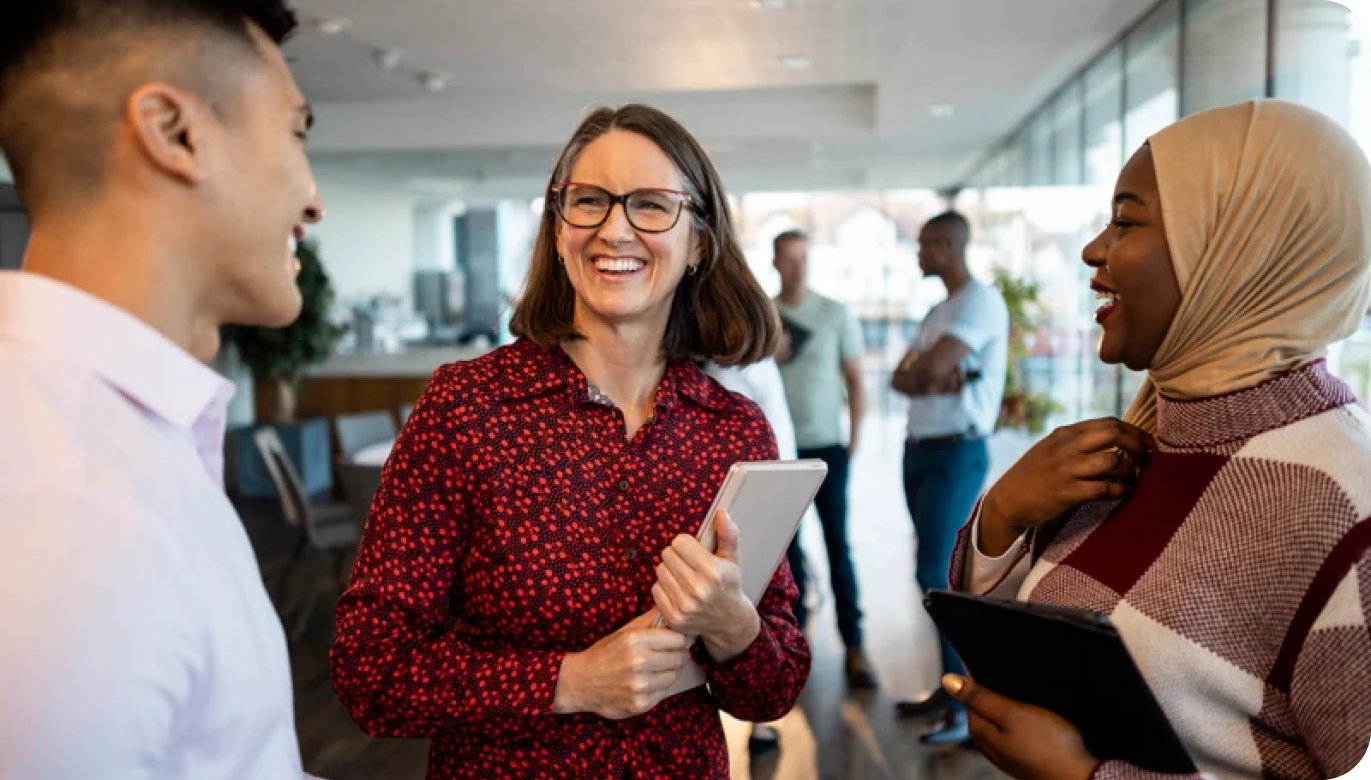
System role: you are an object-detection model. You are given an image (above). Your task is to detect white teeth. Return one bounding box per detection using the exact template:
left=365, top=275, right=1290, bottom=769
left=289, top=236, right=299, bottom=256
left=1095, top=289, right=1120, bottom=304
left=594, top=258, right=645, bottom=273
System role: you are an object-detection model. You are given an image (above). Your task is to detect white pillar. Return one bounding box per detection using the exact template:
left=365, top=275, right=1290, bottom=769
left=412, top=202, right=461, bottom=272
left=1182, top=0, right=1267, bottom=114
left=1275, top=0, right=1354, bottom=125
left=412, top=201, right=465, bottom=335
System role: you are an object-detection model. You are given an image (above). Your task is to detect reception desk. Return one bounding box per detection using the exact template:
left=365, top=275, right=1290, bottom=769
left=296, top=345, right=489, bottom=424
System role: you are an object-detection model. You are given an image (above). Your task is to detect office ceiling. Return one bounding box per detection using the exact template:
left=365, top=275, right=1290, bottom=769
left=287, top=0, right=1156, bottom=198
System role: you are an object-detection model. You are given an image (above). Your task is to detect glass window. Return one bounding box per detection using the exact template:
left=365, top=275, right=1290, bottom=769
left=1182, top=0, right=1267, bottom=113
left=1350, top=11, right=1371, bottom=160
left=1124, top=0, right=1181, bottom=153
left=1085, top=46, right=1125, bottom=189
left=1006, top=132, right=1029, bottom=187
left=959, top=182, right=1111, bottom=425
left=1028, top=111, right=1054, bottom=187
left=1080, top=41, right=1135, bottom=416
left=1274, top=0, right=1360, bottom=132
left=1082, top=47, right=1125, bottom=415
left=1275, top=1, right=1371, bottom=400
left=969, top=159, right=989, bottom=189
left=974, top=151, right=994, bottom=189
left=987, top=147, right=1008, bottom=188
left=1052, top=81, right=1085, bottom=186
left=998, top=145, right=1016, bottom=187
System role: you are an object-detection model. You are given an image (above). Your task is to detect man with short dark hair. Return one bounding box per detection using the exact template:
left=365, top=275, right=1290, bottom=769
left=890, top=211, right=1008, bottom=745
left=0, top=1, right=324, bottom=776
left=773, top=229, right=878, bottom=690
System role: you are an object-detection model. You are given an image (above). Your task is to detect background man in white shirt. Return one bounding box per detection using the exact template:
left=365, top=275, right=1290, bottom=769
left=0, top=1, right=324, bottom=777
left=889, top=211, right=1009, bottom=746
left=702, top=356, right=798, bottom=757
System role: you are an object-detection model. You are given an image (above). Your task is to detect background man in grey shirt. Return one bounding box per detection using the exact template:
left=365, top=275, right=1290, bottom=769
left=773, top=229, right=877, bottom=690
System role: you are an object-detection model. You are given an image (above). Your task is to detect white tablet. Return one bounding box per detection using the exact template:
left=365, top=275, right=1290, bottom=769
left=662, top=459, right=828, bottom=697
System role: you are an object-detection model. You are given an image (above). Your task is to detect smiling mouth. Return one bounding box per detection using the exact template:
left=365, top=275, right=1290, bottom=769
left=1091, top=281, right=1121, bottom=323
left=592, top=257, right=646, bottom=276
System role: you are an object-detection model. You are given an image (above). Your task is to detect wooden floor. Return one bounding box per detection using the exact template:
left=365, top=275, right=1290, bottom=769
left=240, top=414, right=1030, bottom=780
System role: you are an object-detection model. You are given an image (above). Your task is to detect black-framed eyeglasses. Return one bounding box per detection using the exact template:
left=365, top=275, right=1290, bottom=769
left=549, top=183, right=697, bottom=234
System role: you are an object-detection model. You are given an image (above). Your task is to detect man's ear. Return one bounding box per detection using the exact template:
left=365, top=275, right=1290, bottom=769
left=126, top=83, right=214, bottom=185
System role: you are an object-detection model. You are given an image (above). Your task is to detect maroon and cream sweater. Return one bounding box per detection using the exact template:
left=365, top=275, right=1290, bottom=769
left=954, top=362, right=1371, bottom=780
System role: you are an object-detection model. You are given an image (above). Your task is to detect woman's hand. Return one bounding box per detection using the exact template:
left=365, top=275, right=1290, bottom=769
left=653, top=510, right=761, bottom=663
left=943, top=675, right=1100, bottom=780
left=552, top=610, right=690, bottom=720
left=980, top=418, right=1155, bottom=556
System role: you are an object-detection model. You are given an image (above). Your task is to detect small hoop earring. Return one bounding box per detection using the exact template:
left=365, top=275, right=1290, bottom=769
left=558, top=255, right=565, bottom=266
left=687, top=265, right=699, bottom=276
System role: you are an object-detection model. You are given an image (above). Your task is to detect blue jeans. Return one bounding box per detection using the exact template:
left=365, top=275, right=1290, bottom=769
left=903, top=437, right=990, bottom=693
left=787, top=444, right=864, bottom=649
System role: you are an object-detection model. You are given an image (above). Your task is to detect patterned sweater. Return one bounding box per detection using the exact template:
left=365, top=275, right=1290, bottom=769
left=954, top=362, right=1371, bottom=780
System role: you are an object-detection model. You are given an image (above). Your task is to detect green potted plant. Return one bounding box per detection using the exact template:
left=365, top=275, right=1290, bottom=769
left=223, top=238, right=346, bottom=424
left=992, top=266, right=1064, bottom=435
left=222, top=239, right=346, bottom=498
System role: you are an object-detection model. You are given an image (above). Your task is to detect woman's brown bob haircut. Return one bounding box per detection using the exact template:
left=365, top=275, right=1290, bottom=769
left=509, top=104, right=781, bottom=367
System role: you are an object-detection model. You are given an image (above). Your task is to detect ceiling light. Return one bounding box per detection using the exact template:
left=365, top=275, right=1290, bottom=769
left=752, top=0, right=798, bottom=9
left=314, top=18, right=353, bottom=36
left=374, top=48, right=402, bottom=71
left=421, top=73, right=450, bottom=93
left=929, top=103, right=955, bottom=119
left=777, top=54, right=811, bottom=70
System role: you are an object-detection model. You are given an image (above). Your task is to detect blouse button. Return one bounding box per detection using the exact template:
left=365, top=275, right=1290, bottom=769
left=618, top=480, right=630, bottom=492
left=625, top=548, right=640, bottom=563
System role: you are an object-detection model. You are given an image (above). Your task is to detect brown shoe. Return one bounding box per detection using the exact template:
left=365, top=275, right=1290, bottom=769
left=895, top=688, right=953, bottom=719
left=844, top=648, right=879, bottom=690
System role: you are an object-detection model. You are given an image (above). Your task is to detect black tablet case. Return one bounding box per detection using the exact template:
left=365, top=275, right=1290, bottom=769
left=924, top=590, right=1196, bottom=773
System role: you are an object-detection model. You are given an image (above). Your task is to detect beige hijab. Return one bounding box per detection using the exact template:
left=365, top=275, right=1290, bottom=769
left=1124, top=100, right=1371, bottom=433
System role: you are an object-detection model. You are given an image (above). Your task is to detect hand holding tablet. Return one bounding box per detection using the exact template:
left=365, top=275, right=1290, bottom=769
left=650, top=460, right=828, bottom=698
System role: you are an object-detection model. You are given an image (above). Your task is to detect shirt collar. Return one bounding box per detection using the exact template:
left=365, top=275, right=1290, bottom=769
left=0, top=272, right=235, bottom=433
left=505, top=337, right=733, bottom=413
left=674, top=360, right=733, bottom=412
left=1156, top=360, right=1356, bottom=449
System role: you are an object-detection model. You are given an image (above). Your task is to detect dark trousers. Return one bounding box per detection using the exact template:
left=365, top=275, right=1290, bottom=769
left=787, top=444, right=864, bottom=649
left=903, top=436, right=990, bottom=692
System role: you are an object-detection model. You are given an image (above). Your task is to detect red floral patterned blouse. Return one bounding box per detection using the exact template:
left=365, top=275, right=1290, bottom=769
left=330, top=338, right=811, bottom=780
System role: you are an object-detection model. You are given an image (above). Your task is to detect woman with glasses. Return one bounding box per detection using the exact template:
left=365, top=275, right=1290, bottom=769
left=331, top=104, right=809, bottom=780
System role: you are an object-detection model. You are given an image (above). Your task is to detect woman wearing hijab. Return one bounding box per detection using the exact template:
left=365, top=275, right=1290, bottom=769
left=939, top=100, right=1371, bottom=780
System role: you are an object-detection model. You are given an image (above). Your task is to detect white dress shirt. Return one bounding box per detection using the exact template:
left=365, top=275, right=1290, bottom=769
left=963, top=512, right=1031, bottom=597
left=703, top=359, right=798, bottom=460
left=0, top=272, right=305, bottom=780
